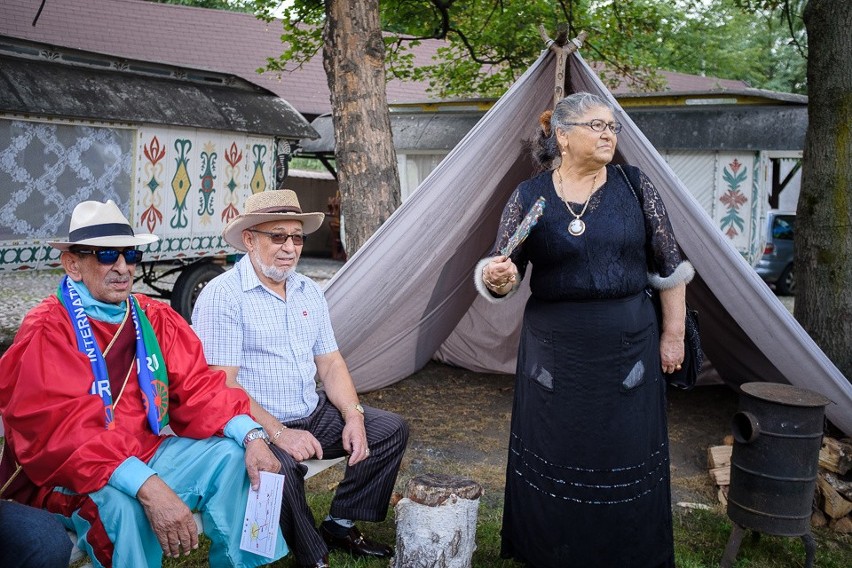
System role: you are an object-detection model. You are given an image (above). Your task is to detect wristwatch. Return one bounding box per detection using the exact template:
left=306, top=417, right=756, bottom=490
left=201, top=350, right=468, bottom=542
left=343, top=403, right=365, bottom=418
left=243, top=428, right=270, bottom=446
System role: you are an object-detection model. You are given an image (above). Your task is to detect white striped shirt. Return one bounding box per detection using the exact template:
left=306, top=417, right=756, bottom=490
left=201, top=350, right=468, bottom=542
left=192, top=255, right=338, bottom=421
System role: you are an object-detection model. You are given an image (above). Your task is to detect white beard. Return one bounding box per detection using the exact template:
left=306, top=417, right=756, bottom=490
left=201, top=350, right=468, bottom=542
left=251, top=249, right=294, bottom=283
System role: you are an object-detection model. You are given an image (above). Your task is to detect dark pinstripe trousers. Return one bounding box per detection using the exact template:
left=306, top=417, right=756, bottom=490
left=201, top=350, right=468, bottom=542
left=268, top=392, right=409, bottom=564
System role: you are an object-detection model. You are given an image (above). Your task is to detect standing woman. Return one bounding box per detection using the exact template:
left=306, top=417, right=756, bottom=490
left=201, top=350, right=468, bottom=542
left=476, top=92, right=693, bottom=568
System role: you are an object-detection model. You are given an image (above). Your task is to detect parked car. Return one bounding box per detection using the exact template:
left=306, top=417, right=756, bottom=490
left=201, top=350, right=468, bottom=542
left=755, top=211, right=796, bottom=295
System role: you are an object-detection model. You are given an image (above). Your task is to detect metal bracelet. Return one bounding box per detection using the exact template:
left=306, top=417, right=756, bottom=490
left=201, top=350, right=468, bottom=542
left=482, top=267, right=513, bottom=290
left=271, top=425, right=286, bottom=443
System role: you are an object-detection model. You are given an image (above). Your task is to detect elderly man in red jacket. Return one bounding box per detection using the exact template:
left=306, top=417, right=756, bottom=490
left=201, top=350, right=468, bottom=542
left=0, top=200, right=286, bottom=568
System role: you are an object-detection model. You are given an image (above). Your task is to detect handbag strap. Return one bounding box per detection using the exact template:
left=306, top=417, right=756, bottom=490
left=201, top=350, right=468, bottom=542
left=617, top=164, right=658, bottom=275
left=617, top=164, right=642, bottom=207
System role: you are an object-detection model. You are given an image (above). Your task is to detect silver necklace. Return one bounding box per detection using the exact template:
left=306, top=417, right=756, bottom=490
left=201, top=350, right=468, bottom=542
left=556, top=168, right=599, bottom=236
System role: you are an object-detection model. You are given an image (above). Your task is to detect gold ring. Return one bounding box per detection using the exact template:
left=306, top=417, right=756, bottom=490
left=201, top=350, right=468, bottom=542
left=675, top=364, right=682, bottom=370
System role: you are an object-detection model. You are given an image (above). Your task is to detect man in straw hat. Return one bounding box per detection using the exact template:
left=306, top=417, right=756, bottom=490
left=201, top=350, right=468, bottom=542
left=0, top=200, right=287, bottom=567
left=193, top=189, right=408, bottom=568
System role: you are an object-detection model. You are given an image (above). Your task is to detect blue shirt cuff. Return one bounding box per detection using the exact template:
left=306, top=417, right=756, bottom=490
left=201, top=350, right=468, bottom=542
left=224, top=415, right=263, bottom=447
left=108, top=457, right=157, bottom=497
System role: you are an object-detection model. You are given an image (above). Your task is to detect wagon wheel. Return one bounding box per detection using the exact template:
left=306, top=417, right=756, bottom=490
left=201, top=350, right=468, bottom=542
left=171, top=262, right=225, bottom=321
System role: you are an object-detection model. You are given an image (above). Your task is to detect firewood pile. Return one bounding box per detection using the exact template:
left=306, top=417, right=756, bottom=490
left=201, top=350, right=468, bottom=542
left=707, top=436, right=733, bottom=505
left=708, top=435, right=852, bottom=533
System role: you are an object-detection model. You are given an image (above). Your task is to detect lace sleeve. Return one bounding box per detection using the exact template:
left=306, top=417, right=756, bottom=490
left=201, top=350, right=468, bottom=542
left=637, top=169, right=684, bottom=279
left=490, top=187, right=530, bottom=279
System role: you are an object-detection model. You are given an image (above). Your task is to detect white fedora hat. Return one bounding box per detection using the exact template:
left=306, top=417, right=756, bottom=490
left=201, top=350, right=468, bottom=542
left=222, top=189, right=325, bottom=252
left=48, top=200, right=159, bottom=251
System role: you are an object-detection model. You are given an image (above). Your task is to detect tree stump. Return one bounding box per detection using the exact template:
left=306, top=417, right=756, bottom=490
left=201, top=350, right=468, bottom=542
left=393, top=473, right=483, bottom=568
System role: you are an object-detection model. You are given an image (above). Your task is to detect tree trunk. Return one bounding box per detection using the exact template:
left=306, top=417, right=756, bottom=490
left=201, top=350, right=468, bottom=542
left=797, top=0, right=852, bottom=381
left=322, top=0, right=401, bottom=255
left=393, top=474, right=483, bottom=568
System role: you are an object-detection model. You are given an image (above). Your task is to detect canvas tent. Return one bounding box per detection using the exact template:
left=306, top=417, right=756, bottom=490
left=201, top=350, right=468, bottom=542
left=323, top=46, right=852, bottom=437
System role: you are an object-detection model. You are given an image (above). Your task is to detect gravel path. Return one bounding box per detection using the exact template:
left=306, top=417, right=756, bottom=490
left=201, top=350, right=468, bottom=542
left=0, top=257, right=344, bottom=348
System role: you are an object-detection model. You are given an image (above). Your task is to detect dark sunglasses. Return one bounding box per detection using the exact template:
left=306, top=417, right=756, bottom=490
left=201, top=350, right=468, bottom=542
left=248, top=229, right=306, bottom=246
left=74, top=248, right=144, bottom=265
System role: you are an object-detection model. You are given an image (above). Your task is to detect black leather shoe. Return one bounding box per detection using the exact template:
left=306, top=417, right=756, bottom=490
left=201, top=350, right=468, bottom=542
left=299, top=554, right=329, bottom=568
left=320, top=522, right=393, bottom=558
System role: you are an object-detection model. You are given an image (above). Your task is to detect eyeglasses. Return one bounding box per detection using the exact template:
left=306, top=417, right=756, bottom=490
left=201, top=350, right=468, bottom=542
left=248, top=229, right=307, bottom=246
left=74, top=248, right=144, bottom=265
left=564, top=119, right=623, bottom=134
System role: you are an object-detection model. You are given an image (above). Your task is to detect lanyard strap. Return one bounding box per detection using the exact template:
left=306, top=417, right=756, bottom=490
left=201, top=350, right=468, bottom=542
left=59, top=277, right=169, bottom=433
left=129, top=295, right=168, bottom=434
left=59, top=276, right=115, bottom=430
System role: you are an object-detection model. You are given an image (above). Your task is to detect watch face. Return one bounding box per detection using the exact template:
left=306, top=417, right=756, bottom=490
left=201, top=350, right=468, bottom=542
left=343, top=403, right=364, bottom=419
left=245, top=428, right=268, bottom=444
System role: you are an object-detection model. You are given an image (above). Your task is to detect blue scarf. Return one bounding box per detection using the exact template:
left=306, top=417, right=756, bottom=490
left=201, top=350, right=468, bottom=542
left=69, top=280, right=126, bottom=323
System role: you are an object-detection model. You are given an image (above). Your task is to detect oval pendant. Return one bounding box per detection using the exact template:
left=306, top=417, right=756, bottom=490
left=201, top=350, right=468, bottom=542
left=568, top=218, right=586, bottom=236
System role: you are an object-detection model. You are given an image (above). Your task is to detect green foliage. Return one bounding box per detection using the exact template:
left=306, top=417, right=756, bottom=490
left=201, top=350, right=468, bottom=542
left=289, top=156, right=333, bottom=172
left=249, top=0, right=808, bottom=97
left=152, top=0, right=255, bottom=13
left=254, top=0, right=326, bottom=74
left=165, top=0, right=807, bottom=95
left=658, top=0, right=808, bottom=93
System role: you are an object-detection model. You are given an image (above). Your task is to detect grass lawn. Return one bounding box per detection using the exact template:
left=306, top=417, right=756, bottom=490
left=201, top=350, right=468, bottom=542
left=156, top=489, right=850, bottom=568
left=5, top=362, right=847, bottom=567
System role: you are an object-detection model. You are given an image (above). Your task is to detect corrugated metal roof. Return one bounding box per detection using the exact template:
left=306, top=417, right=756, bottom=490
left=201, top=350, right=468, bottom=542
left=303, top=100, right=807, bottom=154
left=300, top=111, right=484, bottom=154
left=0, top=53, right=318, bottom=138
left=618, top=89, right=808, bottom=106
left=629, top=105, right=807, bottom=151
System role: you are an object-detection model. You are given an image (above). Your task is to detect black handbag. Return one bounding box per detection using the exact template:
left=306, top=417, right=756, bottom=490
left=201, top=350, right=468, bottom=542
left=647, top=289, right=702, bottom=390
left=672, top=305, right=702, bottom=390
left=618, top=165, right=703, bottom=390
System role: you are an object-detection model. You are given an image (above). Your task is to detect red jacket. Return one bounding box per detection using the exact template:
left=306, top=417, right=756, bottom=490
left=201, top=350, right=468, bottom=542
left=0, top=294, right=251, bottom=506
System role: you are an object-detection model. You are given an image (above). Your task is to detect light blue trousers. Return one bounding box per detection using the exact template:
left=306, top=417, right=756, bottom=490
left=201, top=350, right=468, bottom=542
left=62, top=436, right=288, bottom=568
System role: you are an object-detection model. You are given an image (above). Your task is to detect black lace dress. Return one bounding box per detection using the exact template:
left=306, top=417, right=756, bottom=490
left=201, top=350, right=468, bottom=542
left=495, top=164, right=682, bottom=568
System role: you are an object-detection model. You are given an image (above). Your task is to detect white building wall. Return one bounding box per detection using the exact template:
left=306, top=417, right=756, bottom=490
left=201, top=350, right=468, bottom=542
left=660, top=149, right=767, bottom=265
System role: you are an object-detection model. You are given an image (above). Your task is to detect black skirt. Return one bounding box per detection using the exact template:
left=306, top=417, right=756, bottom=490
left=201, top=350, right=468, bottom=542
left=501, top=291, right=674, bottom=568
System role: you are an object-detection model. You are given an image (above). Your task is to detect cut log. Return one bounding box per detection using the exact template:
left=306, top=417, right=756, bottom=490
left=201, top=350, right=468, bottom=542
left=717, top=486, right=729, bottom=508
left=819, top=437, right=852, bottom=475
left=817, top=474, right=852, bottom=519
left=828, top=515, right=852, bottom=534
left=709, top=466, right=731, bottom=486
left=708, top=445, right=733, bottom=469
left=822, top=471, right=852, bottom=502
left=811, top=508, right=828, bottom=528
left=393, top=474, right=483, bottom=568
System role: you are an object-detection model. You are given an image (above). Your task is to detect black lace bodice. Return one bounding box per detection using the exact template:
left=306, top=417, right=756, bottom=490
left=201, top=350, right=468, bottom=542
left=491, top=164, right=683, bottom=300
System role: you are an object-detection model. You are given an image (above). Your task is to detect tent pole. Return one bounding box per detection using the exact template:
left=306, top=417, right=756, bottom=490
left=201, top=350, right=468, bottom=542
left=538, top=26, right=588, bottom=107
